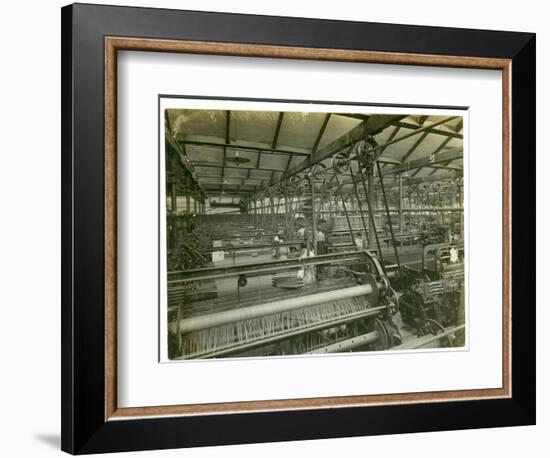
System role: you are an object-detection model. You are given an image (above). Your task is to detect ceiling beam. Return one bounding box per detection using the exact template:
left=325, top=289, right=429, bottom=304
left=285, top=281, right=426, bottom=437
left=179, top=140, right=308, bottom=157
left=311, top=113, right=331, bottom=154
left=381, top=146, right=463, bottom=176
left=371, top=116, right=458, bottom=155
left=425, top=137, right=455, bottom=176
left=204, top=186, right=256, bottom=192
left=453, top=119, right=464, bottom=133
left=197, top=174, right=265, bottom=181
left=192, top=161, right=287, bottom=173
left=204, top=184, right=257, bottom=189
left=378, top=126, right=401, bottom=170
left=400, top=131, right=430, bottom=162
left=425, top=163, right=462, bottom=171
left=429, top=160, right=456, bottom=174
left=380, top=126, right=401, bottom=153
left=205, top=192, right=251, bottom=197
left=336, top=113, right=370, bottom=121
left=193, top=159, right=400, bottom=173
left=391, top=121, right=463, bottom=139
left=272, top=112, right=284, bottom=149
left=284, top=152, right=294, bottom=172
left=395, top=172, right=459, bottom=186
left=339, top=171, right=460, bottom=190
left=270, top=114, right=405, bottom=187
left=206, top=184, right=256, bottom=192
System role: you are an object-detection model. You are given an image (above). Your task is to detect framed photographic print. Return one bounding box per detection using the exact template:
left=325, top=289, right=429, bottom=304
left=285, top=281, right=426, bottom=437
left=61, top=3, right=536, bottom=454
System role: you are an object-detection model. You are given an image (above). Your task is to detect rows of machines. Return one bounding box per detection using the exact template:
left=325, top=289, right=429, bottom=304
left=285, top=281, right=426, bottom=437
left=167, top=137, right=465, bottom=359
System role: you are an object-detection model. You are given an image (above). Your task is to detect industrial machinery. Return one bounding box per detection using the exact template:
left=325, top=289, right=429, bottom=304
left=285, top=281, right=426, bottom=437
left=209, top=199, right=248, bottom=213
left=167, top=250, right=401, bottom=359
left=164, top=109, right=466, bottom=355
left=398, top=243, right=464, bottom=339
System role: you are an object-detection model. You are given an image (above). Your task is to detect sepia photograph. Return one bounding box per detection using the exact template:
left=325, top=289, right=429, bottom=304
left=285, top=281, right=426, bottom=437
left=56, top=3, right=536, bottom=453
left=162, top=100, right=466, bottom=360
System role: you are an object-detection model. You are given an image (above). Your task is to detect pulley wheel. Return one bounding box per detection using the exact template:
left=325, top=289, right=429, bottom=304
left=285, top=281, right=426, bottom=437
left=366, top=317, right=389, bottom=351
left=425, top=318, right=454, bottom=348
left=311, top=163, right=327, bottom=181
left=331, top=151, right=350, bottom=174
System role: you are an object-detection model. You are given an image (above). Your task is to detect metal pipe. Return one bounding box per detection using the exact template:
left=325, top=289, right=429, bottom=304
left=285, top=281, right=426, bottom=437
left=269, top=195, right=275, bottom=226
left=186, top=175, right=191, bottom=231
left=170, top=156, right=177, bottom=213
left=398, top=173, right=403, bottom=232
left=284, top=192, right=291, bottom=234
left=310, top=178, right=318, bottom=250
left=177, top=284, right=377, bottom=334
left=175, top=306, right=387, bottom=359
left=307, top=331, right=379, bottom=354
left=367, top=163, right=376, bottom=249
left=169, top=250, right=370, bottom=282
left=317, top=207, right=464, bottom=213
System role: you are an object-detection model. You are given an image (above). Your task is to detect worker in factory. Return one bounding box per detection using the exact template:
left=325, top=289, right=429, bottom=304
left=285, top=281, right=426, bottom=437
left=355, top=231, right=367, bottom=250
left=278, top=236, right=290, bottom=260
left=316, top=228, right=327, bottom=255
left=297, top=242, right=316, bottom=284
left=272, top=233, right=280, bottom=258
left=297, top=224, right=305, bottom=239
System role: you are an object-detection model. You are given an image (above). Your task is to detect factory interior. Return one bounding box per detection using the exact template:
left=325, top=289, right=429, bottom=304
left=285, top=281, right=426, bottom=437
left=165, top=109, right=465, bottom=360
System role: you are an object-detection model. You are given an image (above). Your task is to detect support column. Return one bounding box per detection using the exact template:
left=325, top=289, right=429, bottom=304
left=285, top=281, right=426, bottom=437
left=170, top=182, right=177, bottom=213
left=261, top=198, right=265, bottom=226
left=459, top=184, right=464, bottom=239
left=284, top=193, right=290, bottom=235
left=253, top=199, right=257, bottom=227
left=310, top=179, right=317, bottom=252
left=367, top=165, right=376, bottom=250
left=269, top=195, right=275, bottom=228
left=170, top=155, right=177, bottom=213
left=398, top=173, right=404, bottom=233
left=185, top=175, right=191, bottom=231
left=170, top=155, right=178, bottom=249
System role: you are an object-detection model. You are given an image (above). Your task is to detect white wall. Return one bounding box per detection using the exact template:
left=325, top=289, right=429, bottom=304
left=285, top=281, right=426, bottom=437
left=0, top=0, right=545, bottom=456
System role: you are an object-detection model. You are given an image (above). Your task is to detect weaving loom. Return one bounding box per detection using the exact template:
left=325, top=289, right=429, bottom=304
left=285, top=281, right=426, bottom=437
left=168, top=251, right=399, bottom=359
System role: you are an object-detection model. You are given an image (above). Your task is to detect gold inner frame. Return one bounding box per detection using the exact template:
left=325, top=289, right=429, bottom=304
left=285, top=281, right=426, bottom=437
left=104, top=36, right=512, bottom=420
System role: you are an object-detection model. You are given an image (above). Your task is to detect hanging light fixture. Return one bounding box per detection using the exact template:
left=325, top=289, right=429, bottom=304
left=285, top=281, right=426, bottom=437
left=225, top=150, right=250, bottom=165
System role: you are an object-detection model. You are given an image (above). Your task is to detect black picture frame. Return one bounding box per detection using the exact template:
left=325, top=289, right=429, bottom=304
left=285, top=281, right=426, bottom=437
left=61, top=3, right=535, bottom=454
